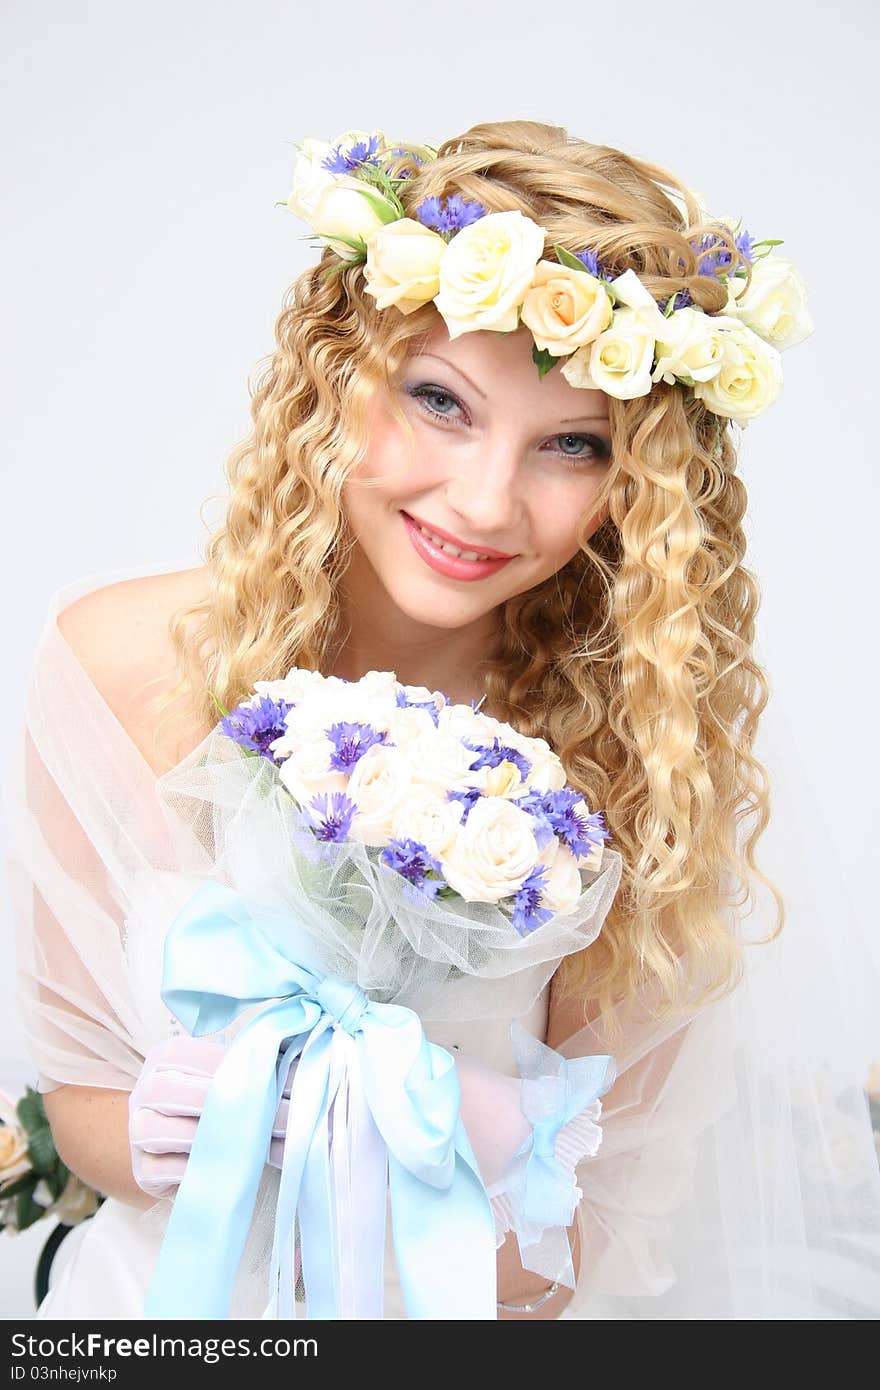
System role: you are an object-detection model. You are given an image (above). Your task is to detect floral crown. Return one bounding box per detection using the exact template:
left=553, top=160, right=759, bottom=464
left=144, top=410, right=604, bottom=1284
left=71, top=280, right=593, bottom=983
left=280, top=128, right=814, bottom=428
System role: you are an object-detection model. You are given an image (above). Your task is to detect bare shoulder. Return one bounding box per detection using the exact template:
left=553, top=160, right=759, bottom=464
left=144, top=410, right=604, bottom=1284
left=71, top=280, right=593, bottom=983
left=56, top=565, right=215, bottom=776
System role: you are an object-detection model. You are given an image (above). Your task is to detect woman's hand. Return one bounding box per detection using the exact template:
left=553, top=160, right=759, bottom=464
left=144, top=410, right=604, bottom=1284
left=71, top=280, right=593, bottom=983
left=127, top=1036, right=292, bottom=1197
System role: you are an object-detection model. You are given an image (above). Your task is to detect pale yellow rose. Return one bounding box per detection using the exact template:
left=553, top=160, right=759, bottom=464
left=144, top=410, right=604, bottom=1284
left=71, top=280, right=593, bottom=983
left=433, top=210, right=547, bottom=339
left=692, top=324, right=783, bottom=423
left=308, top=175, right=401, bottom=262
left=520, top=260, right=612, bottom=356
left=652, top=309, right=743, bottom=386
left=0, top=1122, right=30, bottom=1190
left=483, top=760, right=524, bottom=799
left=723, top=255, right=814, bottom=351
left=561, top=308, right=656, bottom=399
left=363, top=218, right=448, bottom=314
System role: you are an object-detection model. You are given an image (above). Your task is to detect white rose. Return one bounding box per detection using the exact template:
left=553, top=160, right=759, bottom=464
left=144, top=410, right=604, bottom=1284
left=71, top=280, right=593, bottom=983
left=346, top=744, right=412, bottom=846
left=50, top=1173, right=100, bottom=1225
left=399, top=683, right=446, bottom=709
left=363, top=218, right=448, bottom=314
left=390, top=791, right=463, bottom=859
left=252, top=667, right=324, bottom=707
left=433, top=210, right=547, bottom=338
left=522, top=740, right=567, bottom=793
left=442, top=796, right=542, bottom=903
left=285, top=137, right=337, bottom=223
left=692, top=324, right=783, bottom=423
left=408, top=729, right=485, bottom=793
left=538, top=841, right=583, bottom=914
left=437, top=704, right=499, bottom=744
left=276, top=738, right=349, bottom=808
left=309, top=175, right=401, bottom=262
left=651, top=309, right=743, bottom=386
left=389, top=705, right=438, bottom=747
left=520, top=260, right=613, bottom=356
left=723, top=256, right=814, bottom=351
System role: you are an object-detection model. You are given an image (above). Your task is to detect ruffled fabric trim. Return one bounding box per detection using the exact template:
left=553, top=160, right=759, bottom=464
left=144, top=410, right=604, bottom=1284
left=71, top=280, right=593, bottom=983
left=490, top=1099, right=603, bottom=1247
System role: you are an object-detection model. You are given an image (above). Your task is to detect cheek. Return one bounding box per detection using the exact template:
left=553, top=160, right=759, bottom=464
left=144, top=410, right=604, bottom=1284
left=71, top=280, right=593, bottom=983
left=534, top=478, right=609, bottom=563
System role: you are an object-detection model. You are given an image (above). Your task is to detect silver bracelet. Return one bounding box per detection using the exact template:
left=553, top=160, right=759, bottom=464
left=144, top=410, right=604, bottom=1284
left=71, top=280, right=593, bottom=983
left=497, top=1279, right=559, bottom=1313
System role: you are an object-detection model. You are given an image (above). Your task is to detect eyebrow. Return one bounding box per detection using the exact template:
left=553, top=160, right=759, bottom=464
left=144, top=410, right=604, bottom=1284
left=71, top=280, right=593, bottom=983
left=414, top=352, right=611, bottom=427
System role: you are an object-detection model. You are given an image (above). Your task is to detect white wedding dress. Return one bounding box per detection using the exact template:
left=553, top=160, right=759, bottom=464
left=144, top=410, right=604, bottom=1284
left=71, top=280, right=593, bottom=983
left=6, top=563, right=880, bottom=1321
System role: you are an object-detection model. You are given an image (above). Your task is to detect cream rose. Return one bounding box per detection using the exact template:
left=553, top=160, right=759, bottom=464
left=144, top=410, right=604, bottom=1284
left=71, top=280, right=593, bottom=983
left=363, top=218, right=448, bottom=315
left=276, top=739, right=349, bottom=807
left=442, top=796, right=541, bottom=903
left=520, top=260, right=613, bottom=356
left=482, top=760, right=525, bottom=799
left=346, top=744, right=412, bottom=846
left=390, top=791, right=463, bottom=859
left=651, top=309, right=743, bottom=386
left=538, top=842, right=583, bottom=914
left=407, top=729, right=485, bottom=794
left=286, top=137, right=337, bottom=223
left=723, top=255, right=814, bottom=351
left=692, top=324, right=783, bottom=423
left=433, top=210, right=547, bottom=338
left=437, top=704, right=499, bottom=745
left=308, top=175, right=401, bottom=263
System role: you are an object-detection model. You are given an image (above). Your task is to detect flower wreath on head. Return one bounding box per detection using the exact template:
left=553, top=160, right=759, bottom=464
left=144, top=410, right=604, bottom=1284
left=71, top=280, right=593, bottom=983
left=278, top=128, right=814, bottom=430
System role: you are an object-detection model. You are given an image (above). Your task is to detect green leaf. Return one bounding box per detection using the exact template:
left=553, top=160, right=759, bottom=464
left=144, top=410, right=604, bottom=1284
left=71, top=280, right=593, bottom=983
left=531, top=344, right=559, bottom=380
left=552, top=243, right=590, bottom=275
left=208, top=689, right=231, bottom=719
left=27, top=1124, right=59, bottom=1178
left=16, top=1087, right=46, bottom=1135
left=15, top=1187, right=47, bottom=1232
left=321, top=231, right=369, bottom=258
left=354, top=184, right=403, bottom=224
left=45, top=1162, right=69, bottom=1202
left=0, top=1173, right=36, bottom=1201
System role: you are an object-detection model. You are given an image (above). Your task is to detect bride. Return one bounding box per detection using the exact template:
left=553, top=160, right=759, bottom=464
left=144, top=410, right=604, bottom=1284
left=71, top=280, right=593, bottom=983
left=5, top=118, right=880, bottom=1320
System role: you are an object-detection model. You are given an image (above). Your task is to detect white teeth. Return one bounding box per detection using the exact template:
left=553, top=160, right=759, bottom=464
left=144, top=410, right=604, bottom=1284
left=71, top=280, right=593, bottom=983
left=414, top=520, right=493, bottom=562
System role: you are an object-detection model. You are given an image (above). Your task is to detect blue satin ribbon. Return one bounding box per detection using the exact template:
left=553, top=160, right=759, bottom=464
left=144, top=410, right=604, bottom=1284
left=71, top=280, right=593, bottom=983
left=142, top=879, right=498, bottom=1320
left=501, top=1018, right=617, bottom=1287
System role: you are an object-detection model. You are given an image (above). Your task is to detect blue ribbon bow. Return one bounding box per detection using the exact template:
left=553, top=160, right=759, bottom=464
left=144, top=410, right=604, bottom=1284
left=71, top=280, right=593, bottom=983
left=501, top=1018, right=617, bottom=1287
left=142, top=880, right=498, bottom=1320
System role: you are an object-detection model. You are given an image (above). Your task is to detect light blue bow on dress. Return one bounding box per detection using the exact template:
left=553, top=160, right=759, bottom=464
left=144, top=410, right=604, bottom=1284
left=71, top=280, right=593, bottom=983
left=500, top=1019, right=617, bottom=1288
left=141, top=879, right=498, bottom=1320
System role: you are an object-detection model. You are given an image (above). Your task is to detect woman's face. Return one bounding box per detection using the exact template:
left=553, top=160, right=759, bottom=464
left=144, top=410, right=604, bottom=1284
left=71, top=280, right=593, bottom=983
left=341, top=318, right=613, bottom=635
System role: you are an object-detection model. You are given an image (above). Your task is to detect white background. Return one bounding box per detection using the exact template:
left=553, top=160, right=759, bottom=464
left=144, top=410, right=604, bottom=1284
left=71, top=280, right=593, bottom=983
left=1, top=0, right=877, bottom=1318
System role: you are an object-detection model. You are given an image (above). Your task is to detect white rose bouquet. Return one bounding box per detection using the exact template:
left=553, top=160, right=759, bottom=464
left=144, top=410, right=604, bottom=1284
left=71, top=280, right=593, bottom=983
left=142, top=671, right=622, bottom=1319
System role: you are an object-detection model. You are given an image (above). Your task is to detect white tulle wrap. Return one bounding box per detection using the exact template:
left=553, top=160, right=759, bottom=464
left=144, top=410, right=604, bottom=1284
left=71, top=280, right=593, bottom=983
left=3, top=566, right=880, bottom=1319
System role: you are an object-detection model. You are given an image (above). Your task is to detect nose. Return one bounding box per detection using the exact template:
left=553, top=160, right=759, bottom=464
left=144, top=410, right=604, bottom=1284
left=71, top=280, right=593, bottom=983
left=444, top=433, right=526, bottom=542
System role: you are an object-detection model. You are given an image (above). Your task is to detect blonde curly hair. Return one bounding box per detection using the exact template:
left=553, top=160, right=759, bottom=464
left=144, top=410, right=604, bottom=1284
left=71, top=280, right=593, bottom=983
left=148, top=118, right=784, bottom=1049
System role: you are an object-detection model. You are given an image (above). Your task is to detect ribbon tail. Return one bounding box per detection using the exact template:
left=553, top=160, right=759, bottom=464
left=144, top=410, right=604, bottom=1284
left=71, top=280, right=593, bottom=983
left=337, top=1036, right=388, bottom=1318
left=298, top=1029, right=346, bottom=1318
left=389, top=1115, right=497, bottom=1320
left=144, top=999, right=305, bottom=1319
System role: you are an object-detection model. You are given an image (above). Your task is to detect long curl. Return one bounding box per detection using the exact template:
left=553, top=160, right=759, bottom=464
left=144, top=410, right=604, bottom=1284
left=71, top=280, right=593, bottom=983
left=148, top=118, right=784, bottom=1048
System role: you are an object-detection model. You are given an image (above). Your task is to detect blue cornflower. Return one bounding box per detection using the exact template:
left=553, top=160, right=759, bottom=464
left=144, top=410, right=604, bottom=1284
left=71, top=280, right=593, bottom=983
left=325, top=721, right=387, bottom=772
left=380, top=838, right=445, bottom=898
left=218, top=695, right=292, bottom=760
left=446, top=786, right=483, bottom=822
left=321, top=133, right=383, bottom=176
left=465, top=737, right=531, bottom=784
left=512, top=866, right=553, bottom=936
left=307, top=792, right=357, bottom=843
left=415, top=194, right=486, bottom=236
left=518, top=789, right=609, bottom=859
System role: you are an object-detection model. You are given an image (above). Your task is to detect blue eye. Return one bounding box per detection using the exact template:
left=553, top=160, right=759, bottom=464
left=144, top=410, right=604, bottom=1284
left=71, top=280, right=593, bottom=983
left=406, top=382, right=611, bottom=464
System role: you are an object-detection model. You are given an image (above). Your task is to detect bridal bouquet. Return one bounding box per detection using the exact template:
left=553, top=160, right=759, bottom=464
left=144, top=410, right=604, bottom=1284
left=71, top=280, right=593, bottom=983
left=144, top=670, right=623, bottom=1321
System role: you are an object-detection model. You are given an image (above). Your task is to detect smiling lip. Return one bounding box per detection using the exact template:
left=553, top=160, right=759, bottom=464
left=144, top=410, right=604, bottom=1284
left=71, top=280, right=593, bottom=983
left=400, top=512, right=515, bottom=582
left=402, top=511, right=516, bottom=560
